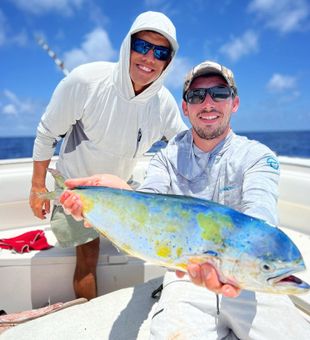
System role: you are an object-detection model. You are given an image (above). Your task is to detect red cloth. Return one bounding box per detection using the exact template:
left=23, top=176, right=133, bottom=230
left=0, top=230, right=53, bottom=253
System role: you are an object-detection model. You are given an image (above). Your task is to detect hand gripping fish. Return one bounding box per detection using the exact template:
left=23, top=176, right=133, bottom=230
left=43, top=169, right=309, bottom=295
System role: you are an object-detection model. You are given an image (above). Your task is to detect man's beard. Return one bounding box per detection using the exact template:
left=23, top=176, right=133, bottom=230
left=192, top=124, right=227, bottom=140
left=190, top=108, right=231, bottom=140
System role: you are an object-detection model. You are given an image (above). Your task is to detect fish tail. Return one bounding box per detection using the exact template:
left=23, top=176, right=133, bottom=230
left=35, top=168, right=68, bottom=202
left=37, top=191, right=57, bottom=200
left=47, top=168, right=67, bottom=190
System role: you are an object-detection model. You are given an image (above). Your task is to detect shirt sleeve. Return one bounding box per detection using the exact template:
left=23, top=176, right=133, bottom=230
left=138, top=150, right=171, bottom=194
left=241, top=153, right=280, bottom=226
left=33, top=68, right=88, bottom=161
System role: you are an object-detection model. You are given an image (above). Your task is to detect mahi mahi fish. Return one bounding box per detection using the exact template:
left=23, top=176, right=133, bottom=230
left=45, top=169, right=309, bottom=295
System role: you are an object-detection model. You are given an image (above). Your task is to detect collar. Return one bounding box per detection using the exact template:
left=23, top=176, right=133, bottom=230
left=166, top=129, right=234, bottom=180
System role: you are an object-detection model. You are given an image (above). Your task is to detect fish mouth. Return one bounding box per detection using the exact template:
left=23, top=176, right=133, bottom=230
left=267, top=268, right=310, bottom=291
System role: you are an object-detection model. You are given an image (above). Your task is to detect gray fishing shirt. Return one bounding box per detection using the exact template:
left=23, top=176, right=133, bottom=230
left=139, top=129, right=280, bottom=225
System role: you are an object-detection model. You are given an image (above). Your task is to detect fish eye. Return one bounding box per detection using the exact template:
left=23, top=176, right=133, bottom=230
left=261, top=262, right=275, bottom=272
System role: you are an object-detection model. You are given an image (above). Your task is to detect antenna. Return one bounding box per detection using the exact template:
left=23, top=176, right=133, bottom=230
left=36, top=36, right=69, bottom=76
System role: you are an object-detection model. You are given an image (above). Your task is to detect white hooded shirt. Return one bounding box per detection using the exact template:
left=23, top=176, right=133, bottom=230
left=33, top=11, right=187, bottom=180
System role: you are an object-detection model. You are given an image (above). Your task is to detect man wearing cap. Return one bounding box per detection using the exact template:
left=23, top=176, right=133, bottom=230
left=145, top=60, right=309, bottom=339
left=60, top=60, right=310, bottom=338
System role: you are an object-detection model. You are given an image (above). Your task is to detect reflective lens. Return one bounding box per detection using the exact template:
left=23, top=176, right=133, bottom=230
left=185, top=86, right=233, bottom=104
left=131, top=38, right=171, bottom=61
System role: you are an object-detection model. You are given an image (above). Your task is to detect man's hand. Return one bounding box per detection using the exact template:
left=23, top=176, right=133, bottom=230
left=29, top=186, right=50, bottom=219
left=60, top=174, right=132, bottom=227
left=64, top=174, right=131, bottom=190
left=176, top=262, right=240, bottom=298
left=30, top=160, right=51, bottom=219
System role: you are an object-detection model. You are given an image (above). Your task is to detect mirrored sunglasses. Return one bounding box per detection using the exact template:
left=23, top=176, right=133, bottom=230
left=131, top=38, right=171, bottom=61
left=185, top=86, right=233, bottom=104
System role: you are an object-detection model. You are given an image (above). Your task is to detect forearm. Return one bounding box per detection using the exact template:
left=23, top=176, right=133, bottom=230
left=31, top=160, right=51, bottom=190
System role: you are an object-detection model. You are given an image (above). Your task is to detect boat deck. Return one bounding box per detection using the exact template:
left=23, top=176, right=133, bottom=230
left=0, top=156, right=310, bottom=337
left=1, top=226, right=310, bottom=340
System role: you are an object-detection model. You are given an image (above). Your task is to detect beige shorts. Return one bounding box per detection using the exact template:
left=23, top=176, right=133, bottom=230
left=50, top=205, right=99, bottom=248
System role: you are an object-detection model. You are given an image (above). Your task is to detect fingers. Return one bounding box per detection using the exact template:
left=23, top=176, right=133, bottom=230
left=60, top=191, right=84, bottom=221
left=175, top=270, right=186, bottom=278
left=187, top=263, right=204, bottom=286
left=64, top=174, right=131, bottom=190
left=84, top=220, right=93, bottom=228
left=186, top=262, right=241, bottom=298
left=220, top=284, right=240, bottom=298
left=200, top=263, right=221, bottom=291
left=64, top=177, right=97, bottom=189
left=29, top=189, right=48, bottom=219
left=33, top=206, right=47, bottom=219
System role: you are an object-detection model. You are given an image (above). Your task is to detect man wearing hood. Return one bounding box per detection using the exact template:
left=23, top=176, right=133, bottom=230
left=30, top=11, right=186, bottom=300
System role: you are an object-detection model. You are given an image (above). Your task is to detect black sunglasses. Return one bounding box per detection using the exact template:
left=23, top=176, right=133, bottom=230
left=131, top=38, right=171, bottom=61
left=184, top=86, right=233, bottom=104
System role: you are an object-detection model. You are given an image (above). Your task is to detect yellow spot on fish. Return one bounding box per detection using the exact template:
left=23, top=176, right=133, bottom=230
left=130, top=204, right=148, bottom=228
left=176, top=247, right=183, bottom=257
left=78, top=194, right=95, bottom=214
left=197, top=213, right=233, bottom=243
left=177, top=263, right=187, bottom=271
left=180, top=210, right=190, bottom=220
left=165, top=225, right=178, bottom=233
left=155, top=241, right=171, bottom=258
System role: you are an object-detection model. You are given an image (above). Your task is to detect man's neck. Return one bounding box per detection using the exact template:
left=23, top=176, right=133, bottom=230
left=132, top=81, right=149, bottom=95
left=192, top=128, right=231, bottom=153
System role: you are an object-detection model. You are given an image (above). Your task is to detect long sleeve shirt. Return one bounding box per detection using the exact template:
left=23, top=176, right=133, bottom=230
left=139, top=129, right=280, bottom=225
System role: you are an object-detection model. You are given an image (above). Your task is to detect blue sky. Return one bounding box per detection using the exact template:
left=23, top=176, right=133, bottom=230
left=1, top=0, right=310, bottom=136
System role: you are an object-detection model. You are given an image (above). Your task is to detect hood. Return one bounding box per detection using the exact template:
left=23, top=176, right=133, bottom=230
left=113, top=11, right=179, bottom=102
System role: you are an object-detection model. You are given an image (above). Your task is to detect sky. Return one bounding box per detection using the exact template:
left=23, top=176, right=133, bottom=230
left=1, top=0, right=310, bottom=136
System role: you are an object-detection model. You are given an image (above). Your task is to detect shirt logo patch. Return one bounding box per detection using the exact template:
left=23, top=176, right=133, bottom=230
left=266, top=157, right=279, bottom=170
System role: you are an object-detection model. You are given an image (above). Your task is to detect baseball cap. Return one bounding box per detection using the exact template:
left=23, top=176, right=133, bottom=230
left=183, top=60, right=238, bottom=99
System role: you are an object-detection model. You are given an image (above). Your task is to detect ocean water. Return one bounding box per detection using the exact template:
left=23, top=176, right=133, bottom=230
left=0, top=130, right=310, bottom=160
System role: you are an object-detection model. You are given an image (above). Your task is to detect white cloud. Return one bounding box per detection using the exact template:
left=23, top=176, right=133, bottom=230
left=12, top=30, right=28, bottom=46
left=248, top=0, right=309, bottom=33
left=0, top=10, right=28, bottom=47
left=3, top=89, right=18, bottom=103
left=3, top=104, right=18, bottom=115
left=63, top=28, right=117, bottom=70
left=1, top=89, right=38, bottom=115
left=220, top=30, right=259, bottom=62
left=0, top=89, right=46, bottom=136
left=10, top=0, right=84, bottom=16
left=267, top=73, right=297, bottom=92
left=164, top=57, right=192, bottom=90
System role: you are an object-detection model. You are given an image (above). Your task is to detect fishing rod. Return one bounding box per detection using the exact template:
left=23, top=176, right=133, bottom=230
left=36, top=36, right=69, bottom=77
